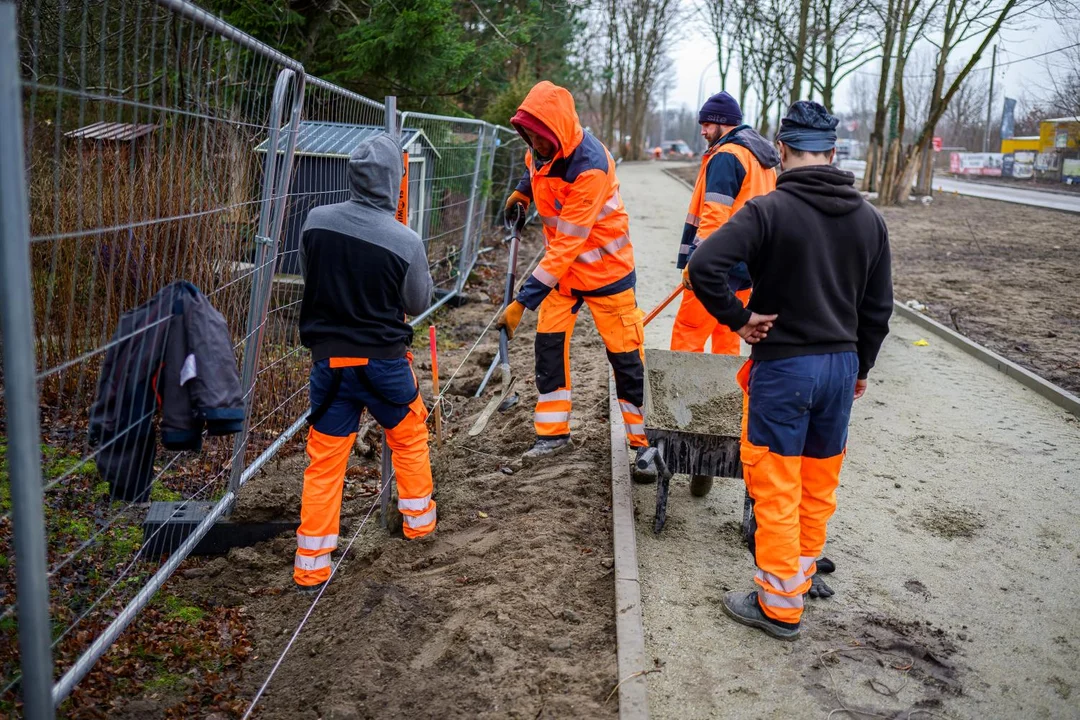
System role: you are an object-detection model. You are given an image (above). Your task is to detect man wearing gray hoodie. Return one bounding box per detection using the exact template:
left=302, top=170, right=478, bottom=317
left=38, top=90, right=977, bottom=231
left=294, top=135, right=436, bottom=592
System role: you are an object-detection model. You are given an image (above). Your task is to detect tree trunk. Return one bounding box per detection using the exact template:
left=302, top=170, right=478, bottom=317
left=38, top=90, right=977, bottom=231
left=891, top=142, right=923, bottom=204
left=915, top=132, right=935, bottom=194
left=789, top=0, right=812, bottom=105
left=863, top=0, right=899, bottom=192
left=738, top=39, right=751, bottom=111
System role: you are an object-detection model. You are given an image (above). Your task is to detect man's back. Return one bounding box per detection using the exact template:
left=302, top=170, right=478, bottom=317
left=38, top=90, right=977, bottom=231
left=298, top=135, right=433, bottom=361
left=690, top=164, right=892, bottom=376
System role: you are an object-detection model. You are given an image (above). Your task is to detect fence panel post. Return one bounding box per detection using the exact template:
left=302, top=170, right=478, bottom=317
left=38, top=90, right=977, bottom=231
left=457, top=124, right=488, bottom=293
left=0, top=5, right=55, bottom=717
left=228, top=68, right=302, bottom=497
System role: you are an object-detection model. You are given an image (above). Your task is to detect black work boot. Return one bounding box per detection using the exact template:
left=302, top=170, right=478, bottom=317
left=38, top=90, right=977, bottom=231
left=295, top=580, right=328, bottom=596
left=721, top=590, right=801, bottom=641
left=632, top=446, right=658, bottom=484
left=523, top=436, right=571, bottom=459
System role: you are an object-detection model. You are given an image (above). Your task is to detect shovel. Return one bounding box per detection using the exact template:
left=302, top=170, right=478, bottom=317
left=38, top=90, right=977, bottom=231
left=469, top=210, right=523, bottom=436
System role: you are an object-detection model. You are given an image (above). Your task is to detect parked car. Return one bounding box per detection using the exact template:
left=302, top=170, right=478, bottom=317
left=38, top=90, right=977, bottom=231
left=665, top=140, right=694, bottom=159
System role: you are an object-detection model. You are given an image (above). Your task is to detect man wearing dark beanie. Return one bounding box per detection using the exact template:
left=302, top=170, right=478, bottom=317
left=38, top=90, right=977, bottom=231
left=671, top=91, right=779, bottom=363
left=688, top=101, right=893, bottom=640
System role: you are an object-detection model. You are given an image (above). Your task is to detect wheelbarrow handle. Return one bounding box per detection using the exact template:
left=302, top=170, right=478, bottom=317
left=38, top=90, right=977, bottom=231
left=643, top=284, right=685, bottom=327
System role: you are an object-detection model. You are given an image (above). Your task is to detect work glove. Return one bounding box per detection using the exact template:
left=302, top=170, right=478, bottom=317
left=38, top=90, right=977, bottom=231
left=682, top=267, right=693, bottom=290
left=496, top=300, right=525, bottom=340
left=503, top=191, right=530, bottom=231
left=806, top=572, right=835, bottom=599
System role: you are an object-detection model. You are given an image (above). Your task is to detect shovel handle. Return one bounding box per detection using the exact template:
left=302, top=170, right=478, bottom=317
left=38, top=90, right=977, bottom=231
left=643, top=284, right=685, bottom=327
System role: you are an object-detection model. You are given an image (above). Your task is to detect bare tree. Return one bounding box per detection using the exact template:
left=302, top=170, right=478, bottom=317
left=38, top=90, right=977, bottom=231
left=881, top=0, right=1037, bottom=204
left=620, top=0, right=682, bottom=159
left=864, top=0, right=939, bottom=192
left=699, top=0, right=737, bottom=89
left=810, top=0, right=880, bottom=108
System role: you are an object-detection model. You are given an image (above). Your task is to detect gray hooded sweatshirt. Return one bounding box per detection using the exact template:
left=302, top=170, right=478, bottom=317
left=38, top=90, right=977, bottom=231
left=298, top=134, right=434, bottom=360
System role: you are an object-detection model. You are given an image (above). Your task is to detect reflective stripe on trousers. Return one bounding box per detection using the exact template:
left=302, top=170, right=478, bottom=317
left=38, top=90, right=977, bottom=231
left=294, top=553, right=331, bottom=572
left=296, top=532, right=338, bottom=551
left=534, top=288, right=645, bottom=448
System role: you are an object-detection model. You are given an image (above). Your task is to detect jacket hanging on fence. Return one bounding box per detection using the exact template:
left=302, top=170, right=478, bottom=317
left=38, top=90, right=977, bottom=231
left=89, top=281, right=245, bottom=501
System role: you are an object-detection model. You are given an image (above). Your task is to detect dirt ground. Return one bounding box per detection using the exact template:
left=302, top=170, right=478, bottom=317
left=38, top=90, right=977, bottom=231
left=619, top=161, right=1080, bottom=719
left=878, top=193, right=1080, bottom=395
left=668, top=164, right=1080, bottom=395
left=129, top=227, right=622, bottom=719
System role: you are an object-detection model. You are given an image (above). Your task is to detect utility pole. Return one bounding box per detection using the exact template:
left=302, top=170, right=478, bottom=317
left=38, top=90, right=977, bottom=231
left=983, top=44, right=998, bottom=153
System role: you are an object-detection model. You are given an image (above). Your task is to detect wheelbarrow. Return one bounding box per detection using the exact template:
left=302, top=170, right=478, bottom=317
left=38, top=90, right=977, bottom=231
left=636, top=349, right=746, bottom=533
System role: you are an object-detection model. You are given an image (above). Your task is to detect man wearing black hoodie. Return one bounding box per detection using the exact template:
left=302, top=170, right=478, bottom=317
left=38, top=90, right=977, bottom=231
left=294, top=135, right=437, bottom=593
left=687, top=101, right=893, bottom=640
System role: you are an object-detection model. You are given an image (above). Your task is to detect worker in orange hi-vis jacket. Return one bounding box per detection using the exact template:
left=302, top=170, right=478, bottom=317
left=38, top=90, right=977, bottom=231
left=671, top=91, right=779, bottom=355
left=496, top=81, right=657, bottom=480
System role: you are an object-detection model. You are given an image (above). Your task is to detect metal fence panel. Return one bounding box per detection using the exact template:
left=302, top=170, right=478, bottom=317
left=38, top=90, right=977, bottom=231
left=2, top=0, right=520, bottom=712
left=3, top=0, right=303, bottom=710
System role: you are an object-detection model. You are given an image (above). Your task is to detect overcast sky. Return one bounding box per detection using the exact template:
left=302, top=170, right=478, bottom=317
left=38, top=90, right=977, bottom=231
left=667, top=7, right=1073, bottom=123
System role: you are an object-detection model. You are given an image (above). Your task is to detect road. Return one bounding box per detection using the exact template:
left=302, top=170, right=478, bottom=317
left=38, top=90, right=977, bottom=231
left=840, top=159, right=1080, bottom=213
left=620, top=160, right=1080, bottom=719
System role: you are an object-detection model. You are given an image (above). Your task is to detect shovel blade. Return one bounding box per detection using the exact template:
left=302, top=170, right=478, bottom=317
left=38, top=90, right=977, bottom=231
left=468, top=372, right=516, bottom=436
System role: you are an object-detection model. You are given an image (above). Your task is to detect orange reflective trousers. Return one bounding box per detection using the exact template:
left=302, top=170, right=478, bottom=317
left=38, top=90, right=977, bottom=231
left=737, top=352, right=858, bottom=625
left=534, top=287, right=647, bottom=448
left=295, top=356, right=436, bottom=587
left=671, top=287, right=752, bottom=355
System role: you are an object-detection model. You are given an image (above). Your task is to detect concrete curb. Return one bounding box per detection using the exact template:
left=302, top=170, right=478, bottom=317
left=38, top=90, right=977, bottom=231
left=661, top=167, right=694, bottom=191
left=608, top=376, right=649, bottom=720
left=893, top=301, right=1080, bottom=418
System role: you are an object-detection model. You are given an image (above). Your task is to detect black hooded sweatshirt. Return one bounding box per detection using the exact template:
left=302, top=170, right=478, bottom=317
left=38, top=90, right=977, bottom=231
left=687, top=165, right=892, bottom=379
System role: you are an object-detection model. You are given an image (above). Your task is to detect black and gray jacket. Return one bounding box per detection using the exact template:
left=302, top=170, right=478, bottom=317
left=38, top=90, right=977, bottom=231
left=89, top=281, right=244, bottom=500
left=298, top=134, right=434, bottom=360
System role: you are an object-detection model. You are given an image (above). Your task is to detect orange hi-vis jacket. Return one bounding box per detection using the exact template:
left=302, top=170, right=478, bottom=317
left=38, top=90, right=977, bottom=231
left=678, top=125, right=780, bottom=288
left=513, top=82, right=636, bottom=310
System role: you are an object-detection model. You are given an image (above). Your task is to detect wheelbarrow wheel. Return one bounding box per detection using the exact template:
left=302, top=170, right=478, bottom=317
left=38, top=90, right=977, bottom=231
left=689, top=475, right=713, bottom=497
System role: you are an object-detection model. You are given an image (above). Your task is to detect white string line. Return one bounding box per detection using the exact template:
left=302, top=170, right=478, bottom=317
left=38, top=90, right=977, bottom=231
left=241, top=481, right=386, bottom=720
left=242, top=230, right=540, bottom=716
left=429, top=240, right=545, bottom=416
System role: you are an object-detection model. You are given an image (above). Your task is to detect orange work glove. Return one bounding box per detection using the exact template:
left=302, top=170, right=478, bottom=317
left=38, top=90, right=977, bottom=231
left=496, top=300, right=526, bottom=340
left=503, top=190, right=530, bottom=228
left=682, top=267, right=693, bottom=290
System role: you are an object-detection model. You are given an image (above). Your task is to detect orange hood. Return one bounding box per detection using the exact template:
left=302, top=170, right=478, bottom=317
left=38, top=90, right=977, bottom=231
left=515, top=81, right=585, bottom=158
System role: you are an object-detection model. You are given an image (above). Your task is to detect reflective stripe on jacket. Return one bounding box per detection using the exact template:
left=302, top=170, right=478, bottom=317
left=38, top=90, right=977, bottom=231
left=678, top=125, right=779, bottom=284
left=513, top=81, right=636, bottom=310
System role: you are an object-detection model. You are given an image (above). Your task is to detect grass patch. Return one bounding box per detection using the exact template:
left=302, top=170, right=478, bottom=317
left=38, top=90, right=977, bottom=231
left=150, top=483, right=182, bottom=502
left=107, top=524, right=144, bottom=566
left=54, top=515, right=93, bottom=542
left=144, top=671, right=188, bottom=693
left=161, top=595, right=205, bottom=624
left=44, top=453, right=97, bottom=481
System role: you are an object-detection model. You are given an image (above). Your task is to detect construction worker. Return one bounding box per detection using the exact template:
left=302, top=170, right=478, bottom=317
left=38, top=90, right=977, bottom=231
left=687, top=101, right=893, bottom=640
left=496, top=80, right=651, bottom=469
left=293, top=134, right=437, bottom=592
left=671, top=91, right=779, bottom=355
